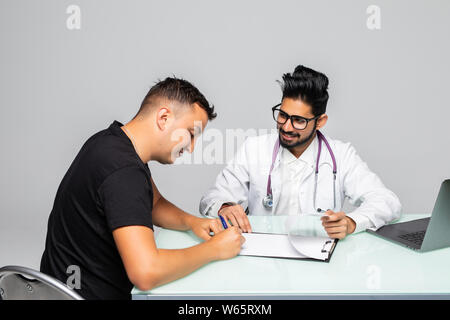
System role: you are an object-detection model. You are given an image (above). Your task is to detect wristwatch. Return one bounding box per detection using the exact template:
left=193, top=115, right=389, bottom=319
left=222, top=202, right=237, bottom=207
left=218, top=202, right=237, bottom=213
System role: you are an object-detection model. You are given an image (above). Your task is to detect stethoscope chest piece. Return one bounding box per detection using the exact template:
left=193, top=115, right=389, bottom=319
left=262, top=194, right=273, bottom=209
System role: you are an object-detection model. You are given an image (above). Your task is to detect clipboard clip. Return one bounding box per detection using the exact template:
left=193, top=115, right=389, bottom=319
left=321, top=240, right=333, bottom=253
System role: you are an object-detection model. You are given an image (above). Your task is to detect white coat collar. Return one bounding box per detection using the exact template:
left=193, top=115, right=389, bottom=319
left=273, top=132, right=334, bottom=171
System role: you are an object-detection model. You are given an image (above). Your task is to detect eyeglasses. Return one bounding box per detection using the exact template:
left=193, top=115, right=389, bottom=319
left=272, top=103, right=320, bottom=130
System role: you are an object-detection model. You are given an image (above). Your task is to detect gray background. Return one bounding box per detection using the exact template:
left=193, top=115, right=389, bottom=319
left=1, top=0, right=449, bottom=269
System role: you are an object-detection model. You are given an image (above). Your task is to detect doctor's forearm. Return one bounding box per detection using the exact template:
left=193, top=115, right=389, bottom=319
left=346, top=213, right=373, bottom=233
left=201, top=199, right=233, bottom=217
left=347, top=193, right=401, bottom=231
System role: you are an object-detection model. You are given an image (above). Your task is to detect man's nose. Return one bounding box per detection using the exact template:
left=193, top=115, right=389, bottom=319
left=282, top=118, right=294, bottom=132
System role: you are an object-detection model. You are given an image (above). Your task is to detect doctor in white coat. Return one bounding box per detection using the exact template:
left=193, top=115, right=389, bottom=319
left=200, top=65, right=401, bottom=239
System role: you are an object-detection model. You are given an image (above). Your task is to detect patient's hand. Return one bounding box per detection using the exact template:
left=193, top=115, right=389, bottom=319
left=187, top=216, right=223, bottom=240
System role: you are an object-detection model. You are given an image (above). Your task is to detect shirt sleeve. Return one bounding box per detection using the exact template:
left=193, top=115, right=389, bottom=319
left=346, top=212, right=375, bottom=234
left=98, top=166, right=153, bottom=232
left=341, top=142, right=402, bottom=230
left=199, top=136, right=251, bottom=217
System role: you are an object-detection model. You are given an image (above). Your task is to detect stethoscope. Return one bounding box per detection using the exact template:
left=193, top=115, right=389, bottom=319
left=262, top=130, right=337, bottom=213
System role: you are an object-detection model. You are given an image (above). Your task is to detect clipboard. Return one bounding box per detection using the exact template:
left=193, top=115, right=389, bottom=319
left=239, top=232, right=338, bottom=263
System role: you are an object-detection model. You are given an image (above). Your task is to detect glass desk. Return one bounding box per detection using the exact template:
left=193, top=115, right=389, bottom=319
left=132, top=214, right=450, bottom=300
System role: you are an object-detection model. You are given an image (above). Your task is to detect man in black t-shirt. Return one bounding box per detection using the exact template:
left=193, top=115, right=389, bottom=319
left=40, top=77, right=244, bottom=300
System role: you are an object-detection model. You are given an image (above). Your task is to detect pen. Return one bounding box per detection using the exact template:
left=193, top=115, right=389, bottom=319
left=219, top=215, right=228, bottom=229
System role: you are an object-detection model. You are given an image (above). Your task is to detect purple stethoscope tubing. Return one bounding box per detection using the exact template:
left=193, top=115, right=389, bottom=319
left=264, top=130, right=337, bottom=211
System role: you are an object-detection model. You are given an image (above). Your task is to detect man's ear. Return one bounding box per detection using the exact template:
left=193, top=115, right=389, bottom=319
left=156, top=107, right=171, bottom=131
left=316, top=114, right=328, bottom=130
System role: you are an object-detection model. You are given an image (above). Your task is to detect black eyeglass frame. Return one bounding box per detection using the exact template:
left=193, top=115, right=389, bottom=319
left=272, top=103, right=321, bottom=130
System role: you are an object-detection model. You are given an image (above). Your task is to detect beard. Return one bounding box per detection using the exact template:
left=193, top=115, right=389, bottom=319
left=279, top=127, right=316, bottom=149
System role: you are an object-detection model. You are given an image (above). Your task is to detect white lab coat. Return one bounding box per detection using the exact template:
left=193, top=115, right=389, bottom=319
left=199, top=133, right=402, bottom=232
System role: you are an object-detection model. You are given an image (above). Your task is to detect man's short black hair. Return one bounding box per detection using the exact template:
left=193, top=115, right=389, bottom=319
left=136, top=77, right=216, bottom=120
left=278, top=65, right=329, bottom=116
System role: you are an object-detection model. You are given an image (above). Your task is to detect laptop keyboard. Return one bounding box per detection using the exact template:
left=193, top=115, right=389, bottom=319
left=399, top=230, right=426, bottom=246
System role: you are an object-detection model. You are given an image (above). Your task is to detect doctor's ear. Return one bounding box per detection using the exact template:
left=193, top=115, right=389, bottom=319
left=315, top=114, right=328, bottom=130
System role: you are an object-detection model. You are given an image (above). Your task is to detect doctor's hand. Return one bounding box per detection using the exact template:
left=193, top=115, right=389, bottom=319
left=320, top=210, right=356, bottom=239
left=218, top=204, right=252, bottom=233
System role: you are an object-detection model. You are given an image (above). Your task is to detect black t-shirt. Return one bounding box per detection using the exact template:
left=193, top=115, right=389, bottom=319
left=40, top=121, right=154, bottom=300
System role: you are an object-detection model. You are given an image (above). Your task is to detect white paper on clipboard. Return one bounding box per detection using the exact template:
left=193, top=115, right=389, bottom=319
left=239, top=215, right=336, bottom=261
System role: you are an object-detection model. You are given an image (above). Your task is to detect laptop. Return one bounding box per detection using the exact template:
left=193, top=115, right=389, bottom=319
left=367, top=180, right=450, bottom=252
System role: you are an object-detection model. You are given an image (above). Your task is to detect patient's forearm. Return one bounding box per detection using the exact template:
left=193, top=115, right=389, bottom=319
left=151, top=197, right=196, bottom=231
